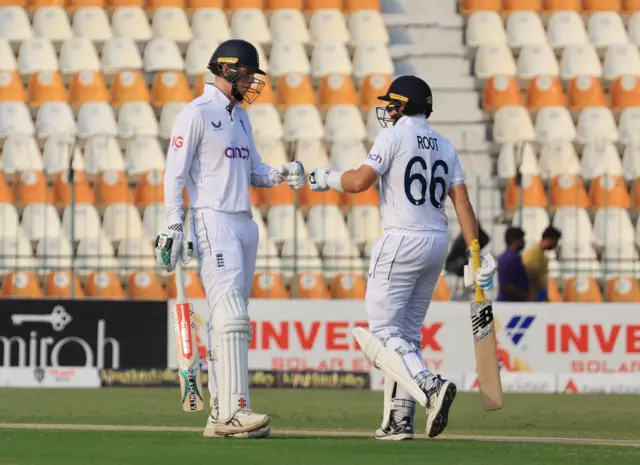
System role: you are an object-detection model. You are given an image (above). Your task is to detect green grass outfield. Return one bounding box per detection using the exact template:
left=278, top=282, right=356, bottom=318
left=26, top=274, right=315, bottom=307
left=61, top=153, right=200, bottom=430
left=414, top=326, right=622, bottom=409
left=1, top=389, right=639, bottom=465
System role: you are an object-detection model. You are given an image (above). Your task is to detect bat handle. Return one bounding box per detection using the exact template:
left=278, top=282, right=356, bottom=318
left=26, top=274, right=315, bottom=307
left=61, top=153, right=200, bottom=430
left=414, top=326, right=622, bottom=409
left=470, top=239, right=486, bottom=301
left=175, top=260, right=187, bottom=304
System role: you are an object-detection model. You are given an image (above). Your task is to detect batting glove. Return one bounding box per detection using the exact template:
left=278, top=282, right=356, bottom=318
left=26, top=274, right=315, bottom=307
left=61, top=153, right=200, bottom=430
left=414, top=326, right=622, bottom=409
left=308, top=167, right=331, bottom=192
left=155, top=224, right=194, bottom=272
left=277, top=161, right=306, bottom=190
left=463, top=251, right=496, bottom=291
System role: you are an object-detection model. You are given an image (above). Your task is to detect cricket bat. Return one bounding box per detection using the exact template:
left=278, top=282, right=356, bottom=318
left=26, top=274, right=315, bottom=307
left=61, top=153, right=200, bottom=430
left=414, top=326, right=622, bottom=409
left=172, top=260, right=204, bottom=412
left=469, top=239, right=504, bottom=411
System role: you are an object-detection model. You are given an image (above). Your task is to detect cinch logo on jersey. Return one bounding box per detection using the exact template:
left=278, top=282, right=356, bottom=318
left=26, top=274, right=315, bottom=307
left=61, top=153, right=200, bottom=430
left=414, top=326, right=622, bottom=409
left=366, top=153, right=382, bottom=164
left=224, top=145, right=250, bottom=160
left=505, top=315, right=535, bottom=346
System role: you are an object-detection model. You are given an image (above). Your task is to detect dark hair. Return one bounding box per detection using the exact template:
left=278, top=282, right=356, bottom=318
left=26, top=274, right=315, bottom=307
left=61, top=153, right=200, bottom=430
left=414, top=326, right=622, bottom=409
left=542, top=227, right=562, bottom=241
left=504, top=227, right=525, bottom=246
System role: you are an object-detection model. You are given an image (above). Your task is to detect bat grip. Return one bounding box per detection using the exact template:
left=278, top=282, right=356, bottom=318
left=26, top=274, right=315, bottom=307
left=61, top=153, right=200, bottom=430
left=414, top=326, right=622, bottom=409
left=175, top=261, right=187, bottom=304
left=470, top=239, right=486, bottom=301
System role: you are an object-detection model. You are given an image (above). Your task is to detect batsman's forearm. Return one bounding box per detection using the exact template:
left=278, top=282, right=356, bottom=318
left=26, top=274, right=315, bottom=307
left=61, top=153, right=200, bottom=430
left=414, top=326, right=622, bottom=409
left=455, top=199, right=479, bottom=248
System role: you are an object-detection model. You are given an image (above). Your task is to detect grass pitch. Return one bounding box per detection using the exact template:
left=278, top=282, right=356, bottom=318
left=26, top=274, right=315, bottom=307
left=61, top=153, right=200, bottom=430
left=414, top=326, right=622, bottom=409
left=1, top=389, right=638, bottom=465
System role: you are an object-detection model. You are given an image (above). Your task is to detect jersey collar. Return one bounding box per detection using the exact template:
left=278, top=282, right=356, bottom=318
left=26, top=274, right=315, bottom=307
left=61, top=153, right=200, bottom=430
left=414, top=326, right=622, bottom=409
left=396, top=114, right=428, bottom=127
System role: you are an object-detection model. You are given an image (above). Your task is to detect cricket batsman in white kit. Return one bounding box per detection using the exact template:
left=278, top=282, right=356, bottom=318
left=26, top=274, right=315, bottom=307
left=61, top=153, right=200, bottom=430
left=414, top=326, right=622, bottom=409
left=155, top=39, right=306, bottom=439
left=309, top=75, right=497, bottom=440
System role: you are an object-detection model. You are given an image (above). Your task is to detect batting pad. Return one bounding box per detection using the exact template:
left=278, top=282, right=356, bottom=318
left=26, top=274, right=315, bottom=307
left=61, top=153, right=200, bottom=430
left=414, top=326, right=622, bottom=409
left=213, top=289, right=251, bottom=422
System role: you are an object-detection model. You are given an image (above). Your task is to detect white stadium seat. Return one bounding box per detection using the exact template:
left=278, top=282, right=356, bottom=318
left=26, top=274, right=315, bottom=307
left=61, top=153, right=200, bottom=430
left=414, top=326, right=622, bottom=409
left=42, top=134, right=84, bottom=175
left=538, top=142, right=581, bottom=180
left=158, top=103, right=186, bottom=140
left=268, top=41, right=310, bottom=78
left=558, top=242, right=602, bottom=279
left=61, top=203, right=103, bottom=240
left=309, top=9, right=349, bottom=44
left=102, top=203, right=143, bottom=241
left=580, top=141, right=623, bottom=180
left=17, top=37, right=58, bottom=78
left=511, top=207, right=550, bottom=243
left=83, top=136, right=125, bottom=175
left=21, top=203, right=62, bottom=241
left=588, top=12, right=628, bottom=51
left=251, top=205, right=267, bottom=239
left=1, top=134, right=42, bottom=174
left=517, top=44, right=559, bottom=82
left=111, top=7, right=152, bottom=44
left=465, top=11, right=506, bottom=48
left=0, top=204, right=20, bottom=237
left=72, top=7, right=113, bottom=47
left=604, top=43, right=640, bottom=82
left=553, top=207, right=594, bottom=245
left=124, top=136, right=166, bottom=175
left=629, top=12, right=640, bottom=46
left=534, top=106, right=576, bottom=143
left=348, top=10, right=389, bottom=46
left=75, top=235, right=119, bottom=275
left=507, top=11, right=546, bottom=50
left=270, top=9, right=310, bottom=44
left=347, top=205, right=382, bottom=245
left=247, top=103, right=284, bottom=141
left=619, top=107, right=640, bottom=146
left=547, top=11, right=589, bottom=52
left=324, top=104, right=366, bottom=143
left=143, top=38, right=184, bottom=72
left=560, top=43, right=602, bottom=81
left=141, top=204, right=167, bottom=240
left=594, top=207, right=635, bottom=247
left=255, top=139, right=288, bottom=167
left=35, top=102, right=77, bottom=142
left=283, top=104, right=324, bottom=141
left=311, top=42, right=353, bottom=79
left=0, top=102, right=35, bottom=141
left=185, top=38, right=217, bottom=78
left=117, top=237, right=156, bottom=273
left=0, top=39, right=16, bottom=72
left=59, top=38, right=101, bottom=78
left=267, top=205, right=308, bottom=242
left=231, top=8, right=271, bottom=47
left=330, top=140, right=367, bottom=172
left=353, top=42, right=394, bottom=82
left=117, top=102, right=159, bottom=140
left=322, top=240, right=365, bottom=278
left=622, top=145, right=640, bottom=180
left=0, top=236, right=33, bottom=271
left=293, top=138, right=329, bottom=168
left=35, top=236, right=73, bottom=270
left=151, top=7, right=193, bottom=48
left=576, top=107, right=619, bottom=144
left=191, top=8, right=230, bottom=42
left=497, top=142, right=539, bottom=179
left=602, top=242, right=640, bottom=277
left=77, top=103, right=118, bottom=141
left=101, top=37, right=143, bottom=74
left=255, top=237, right=283, bottom=272
left=474, top=43, right=517, bottom=80
left=32, top=7, right=72, bottom=48
left=280, top=238, right=322, bottom=278
left=0, top=6, right=33, bottom=49
left=307, top=205, right=350, bottom=244
left=492, top=106, right=535, bottom=144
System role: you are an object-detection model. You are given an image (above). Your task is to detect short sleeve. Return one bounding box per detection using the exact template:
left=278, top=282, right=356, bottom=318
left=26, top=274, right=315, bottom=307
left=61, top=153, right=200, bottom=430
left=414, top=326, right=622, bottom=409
left=363, top=128, right=396, bottom=176
left=450, top=148, right=465, bottom=185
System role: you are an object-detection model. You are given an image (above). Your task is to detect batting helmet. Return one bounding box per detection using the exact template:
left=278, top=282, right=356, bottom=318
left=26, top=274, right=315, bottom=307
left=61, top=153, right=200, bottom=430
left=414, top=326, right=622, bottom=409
left=207, top=39, right=266, bottom=104
left=376, top=75, right=433, bottom=127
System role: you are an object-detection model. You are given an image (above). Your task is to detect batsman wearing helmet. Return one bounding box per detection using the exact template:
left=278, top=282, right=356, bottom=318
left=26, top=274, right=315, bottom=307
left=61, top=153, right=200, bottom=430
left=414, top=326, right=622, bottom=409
left=155, top=39, right=306, bottom=439
left=309, top=75, right=497, bottom=440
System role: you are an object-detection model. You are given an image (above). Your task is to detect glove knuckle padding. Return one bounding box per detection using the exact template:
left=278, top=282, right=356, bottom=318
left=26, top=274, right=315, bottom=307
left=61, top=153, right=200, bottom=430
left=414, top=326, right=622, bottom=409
left=213, top=289, right=251, bottom=421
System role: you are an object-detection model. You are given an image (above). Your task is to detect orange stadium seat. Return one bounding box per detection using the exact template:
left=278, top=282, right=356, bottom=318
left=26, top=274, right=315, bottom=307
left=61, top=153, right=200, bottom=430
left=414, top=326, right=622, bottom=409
left=146, top=0, right=184, bottom=13
left=193, top=74, right=205, bottom=99
left=94, top=171, right=134, bottom=208
left=227, top=0, right=264, bottom=11
left=526, top=76, right=566, bottom=112
left=135, top=170, right=165, bottom=208
left=432, top=275, right=452, bottom=301
left=151, top=72, right=192, bottom=108
left=582, top=0, right=621, bottom=13
left=542, top=0, right=581, bottom=13
left=318, top=74, right=358, bottom=110
left=460, top=0, right=501, bottom=15
left=69, top=71, right=109, bottom=110
left=610, top=76, right=640, bottom=113
left=252, top=272, right=290, bottom=298
left=548, top=279, right=563, bottom=302
left=250, top=186, right=259, bottom=205
left=0, top=0, right=25, bottom=5
left=13, top=170, right=52, bottom=208
left=0, top=174, right=13, bottom=203
left=128, top=271, right=168, bottom=300
left=502, top=0, right=541, bottom=12
left=2, top=272, right=42, bottom=298
left=330, top=273, right=366, bottom=299
left=562, top=276, right=604, bottom=302
left=0, top=71, right=25, bottom=103
left=483, top=76, right=523, bottom=113
left=359, top=74, right=392, bottom=110
left=27, top=0, right=66, bottom=13
left=256, top=183, right=294, bottom=206
left=623, top=0, right=640, bottom=13
left=106, top=0, right=144, bottom=10
left=241, top=75, right=275, bottom=108
left=85, top=271, right=127, bottom=299
left=344, top=0, right=380, bottom=12
left=567, top=77, right=607, bottom=113
left=168, top=269, right=206, bottom=299
left=550, top=175, right=591, bottom=210
left=52, top=171, right=95, bottom=208
left=298, top=183, right=342, bottom=210
left=27, top=72, right=68, bottom=109
left=67, top=0, right=106, bottom=12
left=110, top=71, right=151, bottom=109
left=342, top=187, right=379, bottom=207
left=187, top=0, right=223, bottom=12
left=44, top=270, right=85, bottom=298
left=632, top=179, right=640, bottom=210
left=605, top=277, right=640, bottom=302
left=267, top=0, right=303, bottom=9
left=276, top=73, right=316, bottom=109
left=295, top=272, right=331, bottom=299
left=504, top=175, right=548, bottom=211
left=589, top=175, right=632, bottom=210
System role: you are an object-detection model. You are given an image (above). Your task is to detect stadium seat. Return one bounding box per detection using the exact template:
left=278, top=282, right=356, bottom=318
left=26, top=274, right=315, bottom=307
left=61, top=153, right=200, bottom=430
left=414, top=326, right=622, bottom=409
left=227, top=0, right=264, bottom=10
left=511, top=207, right=550, bottom=242
left=309, top=9, right=348, bottom=44
left=185, top=38, right=218, bottom=79
left=72, top=7, right=113, bottom=47
left=59, top=38, right=101, bottom=79
left=517, top=44, right=560, bottom=83
left=576, top=107, right=619, bottom=144
left=0, top=6, right=33, bottom=49
left=321, top=240, right=364, bottom=279
left=34, top=102, right=76, bottom=144
left=69, top=71, right=109, bottom=109
left=268, top=41, right=310, bottom=78
left=347, top=205, right=382, bottom=245
left=474, top=43, right=517, bottom=80
left=101, top=37, right=143, bottom=75
left=119, top=239, right=157, bottom=275
left=134, top=170, right=164, bottom=207
left=324, top=104, right=366, bottom=143
left=527, top=76, right=565, bottom=112
left=255, top=138, right=287, bottom=167
left=562, top=276, right=603, bottom=302
left=295, top=272, right=331, bottom=299
left=251, top=272, right=289, bottom=298
left=191, top=8, right=230, bottom=41
left=143, top=38, right=184, bottom=72
left=626, top=0, right=640, bottom=14
left=567, top=76, right=607, bottom=113
left=247, top=103, right=284, bottom=140
left=460, top=0, right=500, bottom=15
left=553, top=206, right=594, bottom=244
left=558, top=242, right=602, bottom=279
left=0, top=39, right=16, bottom=72
left=503, top=0, right=541, bottom=11
left=52, top=170, right=95, bottom=207
left=26, top=71, right=67, bottom=110
left=106, top=0, right=144, bottom=11
left=27, top=0, right=66, bottom=14
left=535, top=106, right=576, bottom=143
left=270, top=8, right=310, bottom=44
left=594, top=207, right=635, bottom=248
left=549, top=175, right=591, bottom=210
left=507, top=11, right=546, bottom=51
left=94, top=170, right=134, bottom=207
left=604, top=276, right=640, bottom=302
left=560, top=44, right=602, bottom=81
left=483, top=76, right=523, bottom=113
left=330, top=140, right=367, bottom=172
left=0, top=203, right=20, bottom=237
left=542, top=0, right=581, bottom=13
left=61, top=203, right=102, bottom=240
left=582, top=0, right=621, bottom=14
left=283, top=105, right=324, bottom=141
left=34, top=236, right=73, bottom=271
left=83, top=136, right=126, bottom=175
left=167, top=268, right=206, bottom=299
left=359, top=74, right=391, bottom=110
left=67, top=0, right=107, bottom=13
left=275, top=73, right=316, bottom=109
left=267, top=205, right=308, bottom=242
left=77, top=103, right=118, bottom=142
left=1, top=135, right=41, bottom=174
left=76, top=237, right=119, bottom=278
left=589, top=175, right=632, bottom=210
left=329, top=273, right=365, bottom=299
left=44, top=270, right=85, bottom=298
left=343, top=185, right=379, bottom=207
left=307, top=205, right=350, bottom=244
left=547, top=11, right=588, bottom=53
left=102, top=203, right=144, bottom=241
left=0, top=71, right=24, bottom=102
left=159, top=103, right=187, bottom=140
left=84, top=270, right=127, bottom=299
left=492, top=106, right=535, bottom=144
left=12, top=170, right=51, bottom=208
left=589, top=12, right=628, bottom=52
left=504, top=174, right=548, bottom=211
left=604, top=43, right=640, bottom=82
left=602, top=243, right=640, bottom=278
left=110, top=71, right=150, bottom=108
left=299, top=183, right=342, bottom=211
left=257, top=181, right=294, bottom=207
left=610, top=76, right=640, bottom=112
left=145, top=0, right=184, bottom=12
left=496, top=142, right=540, bottom=179
left=316, top=74, right=357, bottom=109
left=348, top=10, right=388, bottom=46
left=141, top=203, right=167, bottom=239
left=466, top=11, right=506, bottom=49
left=344, top=0, right=379, bottom=11
left=111, top=7, right=152, bottom=44
left=17, top=37, right=58, bottom=79
left=151, top=7, right=193, bottom=48
left=230, top=8, right=271, bottom=48
left=352, top=42, right=394, bottom=83
left=117, top=102, right=159, bottom=140
left=0, top=173, right=13, bottom=203
left=281, top=238, right=322, bottom=277
left=292, top=138, right=329, bottom=171
left=2, top=271, right=42, bottom=297
left=31, top=7, right=72, bottom=47
left=581, top=141, right=623, bottom=180
left=619, top=107, right=640, bottom=146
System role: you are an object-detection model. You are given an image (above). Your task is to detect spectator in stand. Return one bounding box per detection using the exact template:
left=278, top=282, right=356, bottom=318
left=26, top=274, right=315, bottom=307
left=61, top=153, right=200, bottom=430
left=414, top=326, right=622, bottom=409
left=523, top=227, right=562, bottom=302
left=497, top=227, right=530, bottom=302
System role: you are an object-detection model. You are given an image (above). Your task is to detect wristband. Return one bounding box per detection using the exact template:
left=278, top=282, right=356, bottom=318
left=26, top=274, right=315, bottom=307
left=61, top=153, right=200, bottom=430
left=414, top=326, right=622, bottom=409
left=326, top=170, right=345, bottom=193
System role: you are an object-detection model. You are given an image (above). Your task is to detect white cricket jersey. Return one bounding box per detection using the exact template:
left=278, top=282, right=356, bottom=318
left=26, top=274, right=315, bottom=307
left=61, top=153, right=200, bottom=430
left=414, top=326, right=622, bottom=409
left=164, top=84, right=278, bottom=226
left=362, top=115, right=465, bottom=233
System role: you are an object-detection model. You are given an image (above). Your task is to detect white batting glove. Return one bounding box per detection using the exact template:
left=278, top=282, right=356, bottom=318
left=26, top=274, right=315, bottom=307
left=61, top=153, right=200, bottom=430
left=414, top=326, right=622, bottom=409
left=308, top=167, right=331, bottom=192
left=278, top=161, right=306, bottom=190
left=463, top=251, right=496, bottom=291
left=154, top=224, right=194, bottom=272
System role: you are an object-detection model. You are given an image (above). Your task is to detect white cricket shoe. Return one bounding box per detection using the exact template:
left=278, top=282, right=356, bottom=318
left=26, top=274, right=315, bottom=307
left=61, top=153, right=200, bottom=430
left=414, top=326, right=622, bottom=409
left=203, top=398, right=271, bottom=438
left=425, top=376, right=457, bottom=438
left=203, top=415, right=271, bottom=438
left=374, top=415, right=414, bottom=441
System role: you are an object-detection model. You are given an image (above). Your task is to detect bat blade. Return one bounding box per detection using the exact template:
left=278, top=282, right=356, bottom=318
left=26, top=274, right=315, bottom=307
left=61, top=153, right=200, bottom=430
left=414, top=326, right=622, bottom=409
left=471, top=300, right=503, bottom=411
left=173, top=302, right=204, bottom=412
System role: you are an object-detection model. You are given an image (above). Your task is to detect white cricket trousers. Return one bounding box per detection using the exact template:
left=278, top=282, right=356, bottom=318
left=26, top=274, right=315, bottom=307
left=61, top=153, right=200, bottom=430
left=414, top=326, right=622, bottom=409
left=366, top=230, right=449, bottom=342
